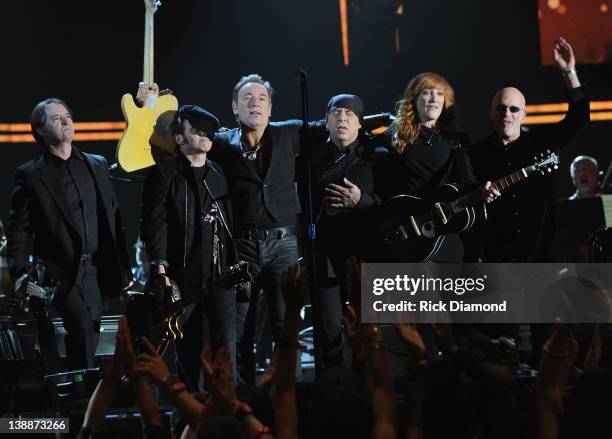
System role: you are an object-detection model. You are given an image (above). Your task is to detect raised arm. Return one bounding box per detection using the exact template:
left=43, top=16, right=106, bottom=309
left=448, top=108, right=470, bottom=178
left=273, top=264, right=306, bottom=439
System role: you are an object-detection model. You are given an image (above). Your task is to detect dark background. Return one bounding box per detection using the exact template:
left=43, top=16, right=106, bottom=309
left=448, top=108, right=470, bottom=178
left=1, top=0, right=611, bottom=261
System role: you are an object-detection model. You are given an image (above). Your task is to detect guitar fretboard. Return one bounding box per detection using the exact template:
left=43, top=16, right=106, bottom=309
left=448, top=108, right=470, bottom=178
left=447, top=168, right=529, bottom=215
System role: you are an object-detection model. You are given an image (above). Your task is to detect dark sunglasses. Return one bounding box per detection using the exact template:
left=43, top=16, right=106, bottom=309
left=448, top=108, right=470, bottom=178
left=496, top=104, right=523, bottom=114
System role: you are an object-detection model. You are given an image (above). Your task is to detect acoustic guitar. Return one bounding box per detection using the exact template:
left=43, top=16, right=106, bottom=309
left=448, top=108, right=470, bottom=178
left=380, top=152, right=560, bottom=262
left=116, top=0, right=178, bottom=173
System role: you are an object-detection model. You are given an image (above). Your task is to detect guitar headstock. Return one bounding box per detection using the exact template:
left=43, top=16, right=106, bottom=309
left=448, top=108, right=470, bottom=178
left=144, top=0, right=161, bottom=14
left=529, top=150, right=560, bottom=175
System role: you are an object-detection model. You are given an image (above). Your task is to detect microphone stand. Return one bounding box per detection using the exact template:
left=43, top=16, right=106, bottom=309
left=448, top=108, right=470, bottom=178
left=296, top=69, right=322, bottom=376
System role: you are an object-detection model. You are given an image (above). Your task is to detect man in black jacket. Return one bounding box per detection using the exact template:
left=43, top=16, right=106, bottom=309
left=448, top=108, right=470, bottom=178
left=466, top=37, right=589, bottom=262
left=7, top=98, right=131, bottom=370
left=203, top=74, right=329, bottom=382
left=140, top=105, right=237, bottom=390
left=307, top=94, right=382, bottom=367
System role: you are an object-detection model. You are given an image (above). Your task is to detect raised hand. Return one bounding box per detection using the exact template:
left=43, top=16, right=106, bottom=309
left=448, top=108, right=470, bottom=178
left=114, top=316, right=137, bottom=370
left=132, top=337, right=171, bottom=384
left=583, top=325, right=602, bottom=372
left=136, top=82, right=160, bottom=106
left=343, top=257, right=362, bottom=314
left=342, top=304, right=366, bottom=361
left=394, top=323, right=426, bottom=361
left=553, top=37, right=575, bottom=71
left=200, top=345, right=214, bottom=381
left=257, top=355, right=278, bottom=393
left=281, top=264, right=306, bottom=315
left=210, top=347, right=240, bottom=411
left=429, top=323, right=458, bottom=356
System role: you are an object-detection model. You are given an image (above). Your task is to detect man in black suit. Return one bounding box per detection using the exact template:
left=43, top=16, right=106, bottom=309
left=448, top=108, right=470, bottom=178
left=7, top=98, right=131, bottom=370
left=307, top=94, right=382, bottom=367
left=140, top=105, right=238, bottom=390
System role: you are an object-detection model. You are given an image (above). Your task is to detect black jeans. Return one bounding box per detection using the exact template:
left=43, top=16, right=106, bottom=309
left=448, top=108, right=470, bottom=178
left=236, top=235, right=299, bottom=384
left=54, top=260, right=102, bottom=370
left=175, top=287, right=237, bottom=392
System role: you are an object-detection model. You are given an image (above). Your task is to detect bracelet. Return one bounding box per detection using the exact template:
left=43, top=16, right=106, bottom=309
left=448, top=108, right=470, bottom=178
left=251, top=425, right=271, bottom=439
left=161, top=375, right=187, bottom=395
left=562, top=68, right=577, bottom=76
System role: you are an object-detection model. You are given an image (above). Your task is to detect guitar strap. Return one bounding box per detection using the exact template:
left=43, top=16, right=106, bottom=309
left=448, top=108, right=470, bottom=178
left=202, top=177, right=242, bottom=279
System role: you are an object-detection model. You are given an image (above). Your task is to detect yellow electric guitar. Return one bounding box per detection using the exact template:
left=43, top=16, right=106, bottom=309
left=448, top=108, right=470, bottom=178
left=116, top=0, right=178, bottom=173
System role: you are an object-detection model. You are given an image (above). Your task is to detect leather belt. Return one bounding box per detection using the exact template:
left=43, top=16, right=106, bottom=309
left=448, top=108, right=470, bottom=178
left=238, top=225, right=296, bottom=241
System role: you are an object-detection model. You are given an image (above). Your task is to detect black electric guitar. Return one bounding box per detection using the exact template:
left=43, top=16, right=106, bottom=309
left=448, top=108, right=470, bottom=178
left=125, top=261, right=252, bottom=355
left=380, top=152, right=560, bottom=262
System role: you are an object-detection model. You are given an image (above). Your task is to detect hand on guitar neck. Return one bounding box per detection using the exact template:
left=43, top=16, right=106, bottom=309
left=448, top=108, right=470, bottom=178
left=480, top=181, right=501, bottom=204
left=136, top=82, right=160, bottom=107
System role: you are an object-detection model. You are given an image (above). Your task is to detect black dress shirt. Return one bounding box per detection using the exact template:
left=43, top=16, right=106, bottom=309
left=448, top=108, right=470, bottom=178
left=48, top=148, right=98, bottom=253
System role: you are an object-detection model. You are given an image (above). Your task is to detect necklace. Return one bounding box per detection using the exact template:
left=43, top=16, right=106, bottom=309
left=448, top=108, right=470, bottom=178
left=420, top=129, right=436, bottom=146
left=240, top=131, right=263, bottom=160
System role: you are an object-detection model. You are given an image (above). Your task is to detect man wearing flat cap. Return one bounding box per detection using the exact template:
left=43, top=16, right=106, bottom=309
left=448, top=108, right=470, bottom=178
left=303, top=94, right=382, bottom=368
left=140, top=105, right=238, bottom=389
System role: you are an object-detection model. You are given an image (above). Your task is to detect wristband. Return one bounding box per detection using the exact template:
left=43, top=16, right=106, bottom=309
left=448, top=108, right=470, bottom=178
left=562, top=68, right=577, bottom=76
left=161, top=375, right=187, bottom=395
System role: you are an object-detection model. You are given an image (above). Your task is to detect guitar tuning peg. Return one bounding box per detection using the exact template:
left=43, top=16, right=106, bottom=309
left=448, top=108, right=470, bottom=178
left=554, top=165, right=558, bottom=169
left=547, top=168, right=552, bottom=173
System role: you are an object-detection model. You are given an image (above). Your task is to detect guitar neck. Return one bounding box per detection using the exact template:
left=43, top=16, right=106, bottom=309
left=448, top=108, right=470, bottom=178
left=447, top=168, right=529, bottom=215
left=143, top=10, right=155, bottom=85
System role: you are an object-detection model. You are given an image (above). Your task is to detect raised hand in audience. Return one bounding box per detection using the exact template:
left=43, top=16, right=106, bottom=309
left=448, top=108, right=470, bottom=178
left=537, top=323, right=579, bottom=439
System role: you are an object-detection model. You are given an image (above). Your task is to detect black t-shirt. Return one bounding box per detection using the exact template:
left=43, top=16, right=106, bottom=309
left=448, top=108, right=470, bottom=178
left=191, top=163, right=227, bottom=284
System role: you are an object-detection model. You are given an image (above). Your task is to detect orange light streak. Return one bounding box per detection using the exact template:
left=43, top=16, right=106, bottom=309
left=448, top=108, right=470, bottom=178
left=339, top=0, right=349, bottom=66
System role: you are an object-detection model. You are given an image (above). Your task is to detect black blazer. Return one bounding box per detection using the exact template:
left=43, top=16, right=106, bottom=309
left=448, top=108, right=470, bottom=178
left=140, top=155, right=237, bottom=297
left=7, top=149, right=130, bottom=298
left=211, top=120, right=327, bottom=227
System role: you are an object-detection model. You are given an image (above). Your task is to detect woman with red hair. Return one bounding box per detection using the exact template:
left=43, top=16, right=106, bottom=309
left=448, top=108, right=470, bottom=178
left=380, top=72, right=497, bottom=261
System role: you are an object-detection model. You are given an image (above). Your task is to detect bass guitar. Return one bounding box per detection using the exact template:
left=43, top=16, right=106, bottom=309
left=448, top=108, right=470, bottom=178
left=379, top=151, right=559, bottom=262
left=125, top=261, right=252, bottom=355
left=116, top=0, right=178, bottom=173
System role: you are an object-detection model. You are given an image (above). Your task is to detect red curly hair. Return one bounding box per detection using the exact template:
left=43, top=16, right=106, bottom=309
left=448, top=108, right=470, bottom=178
left=391, top=72, right=460, bottom=153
